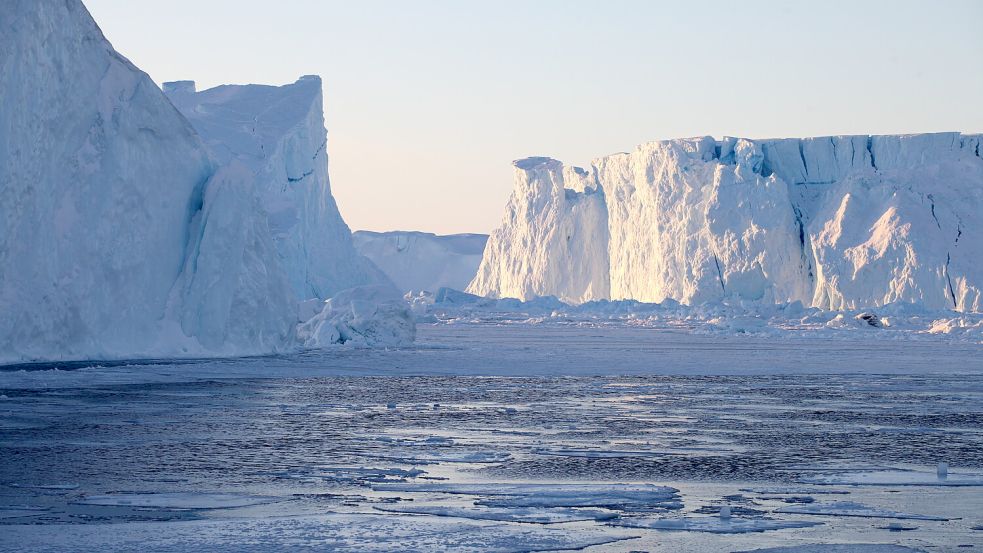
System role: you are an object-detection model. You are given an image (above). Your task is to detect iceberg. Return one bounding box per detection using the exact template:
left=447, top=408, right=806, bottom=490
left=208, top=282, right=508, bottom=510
left=470, top=134, right=983, bottom=312
left=164, top=77, right=388, bottom=300
left=353, top=231, right=487, bottom=293
left=0, top=1, right=409, bottom=364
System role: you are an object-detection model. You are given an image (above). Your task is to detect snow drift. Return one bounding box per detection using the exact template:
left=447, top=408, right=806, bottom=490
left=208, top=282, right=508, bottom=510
left=470, top=134, right=983, bottom=311
left=0, top=1, right=410, bottom=364
left=353, top=231, right=487, bottom=293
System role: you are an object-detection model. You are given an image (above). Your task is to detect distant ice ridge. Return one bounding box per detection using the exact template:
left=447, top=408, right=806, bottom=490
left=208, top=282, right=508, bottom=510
left=353, top=231, right=488, bottom=293
left=0, top=1, right=410, bottom=364
left=470, top=134, right=983, bottom=312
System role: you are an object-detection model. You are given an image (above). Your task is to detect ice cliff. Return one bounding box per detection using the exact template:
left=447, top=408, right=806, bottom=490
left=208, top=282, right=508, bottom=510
left=164, top=78, right=388, bottom=300
left=470, top=134, right=983, bottom=312
left=0, top=1, right=408, bottom=364
left=353, top=231, right=488, bottom=293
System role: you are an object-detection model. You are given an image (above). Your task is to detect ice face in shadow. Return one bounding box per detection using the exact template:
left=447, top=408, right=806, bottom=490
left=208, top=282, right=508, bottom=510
left=353, top=231, right=488, bottom=294
left=0, top=2, right=407, bottom=364
left=470, top=133, right=983, bottom=312
left=0, top=0, right=249, bottom=362
left=164, top=77, right=389, bottom=300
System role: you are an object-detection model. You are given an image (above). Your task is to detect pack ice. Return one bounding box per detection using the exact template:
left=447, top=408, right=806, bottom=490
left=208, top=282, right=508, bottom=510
left=353, top=231, right=488, bottom=293
left=470, top=135, right=983, bottom=312
left=0, top=1, right=410, bottom=364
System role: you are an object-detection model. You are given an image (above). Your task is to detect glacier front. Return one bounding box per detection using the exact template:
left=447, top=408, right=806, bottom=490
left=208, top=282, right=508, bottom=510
left=469, top=134, right=983, bottom=312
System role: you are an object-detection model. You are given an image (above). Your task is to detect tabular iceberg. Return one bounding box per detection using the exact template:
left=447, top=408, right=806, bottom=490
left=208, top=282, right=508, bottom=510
left=353, top=231, right=488, bottom=293
left=0, top=0, right=409, bottom=364
left=470, top=134, right=983, bottom=312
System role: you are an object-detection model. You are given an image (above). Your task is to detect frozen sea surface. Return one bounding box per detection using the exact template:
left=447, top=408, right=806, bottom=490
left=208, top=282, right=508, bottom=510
left=1, top=323, right=982, bottom=552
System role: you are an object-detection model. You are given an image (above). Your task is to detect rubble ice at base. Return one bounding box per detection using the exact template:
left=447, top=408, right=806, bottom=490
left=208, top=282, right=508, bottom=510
left=0, top=0, right=411, bottom=365
left=469, top=134, right=983, bottom=312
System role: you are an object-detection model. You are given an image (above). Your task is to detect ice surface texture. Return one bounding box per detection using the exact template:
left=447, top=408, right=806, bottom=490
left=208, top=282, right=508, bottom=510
left=470, top=134, right=983, bottom=312
left=0, top=2, right=407, bottom=364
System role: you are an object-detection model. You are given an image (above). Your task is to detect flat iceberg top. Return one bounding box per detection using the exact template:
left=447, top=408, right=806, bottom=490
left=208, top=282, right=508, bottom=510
left=164, top=76, right=324, bottom=168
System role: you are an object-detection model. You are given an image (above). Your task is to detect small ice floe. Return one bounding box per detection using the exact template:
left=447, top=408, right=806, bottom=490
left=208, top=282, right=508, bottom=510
left=372, top=483, right=682, bottom=510
left=74, top=492, right=278, bottom=510
left=373, top=504, right=618, bottom=524
left=9, top=483, right=80, bottom=491
left=776, top=501, right=949, bottom=521
left=364, top=451, right=510, bottom=464
left=799, top=468, right=983, bottom=487
left=694, top=505, right=766, bottom=517
left=610, top=515, right=821, bottom=534
left=532, top=447, right=674, bottom=458
left=879, top=522, right=918, bottom=531
left=291, top=467, right=425, bottom=484
left=736, top=545, right=929, bottom=552
left=740, top=487, right=849, bottom=495
left=0, top=505, right=49, bottom=520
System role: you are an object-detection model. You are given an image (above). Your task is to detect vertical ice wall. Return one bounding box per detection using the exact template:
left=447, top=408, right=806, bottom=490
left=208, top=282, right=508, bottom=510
left=0, top=0, right=221, bottom=361
left=469, top=158, right=610, bottom=303
left=164, top=78, right=388, bottom=300
left=470, top=133, right=983, bottom=312
left=0, top=0, right=393, bottom=364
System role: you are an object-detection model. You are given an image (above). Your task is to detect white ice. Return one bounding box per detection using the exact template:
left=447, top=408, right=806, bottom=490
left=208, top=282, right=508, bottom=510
left=373, top=504, right=618, bottom=524
left=75, top=492, right=279, bottom=510
left=799, top=468, right=983, bottom=487
left=776, top=501, right=949, bottom=521
left=609, top=515, right=821, bottom=534
left=470, top=134, right=983, bottom=313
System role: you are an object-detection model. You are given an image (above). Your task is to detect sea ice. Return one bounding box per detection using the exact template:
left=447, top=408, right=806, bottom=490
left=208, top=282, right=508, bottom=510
left=609, top=515, right=821, bottom=533
left=374, top=483, right=682, bottom=511
left=0, top=512, right=636, bottom=552
left=776, top=501, right=949, bottom=521
left=799, top=468, right=983, bottom=487
left=75, top=492, right=279, bottom=510
left=736, top=545, right=928, bottom=553
left=373, top=504, right=618, bottom=524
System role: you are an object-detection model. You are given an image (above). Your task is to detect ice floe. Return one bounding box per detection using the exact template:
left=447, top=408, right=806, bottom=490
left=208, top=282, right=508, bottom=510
left=75, top=492, right=279, bottom=510
left=609, top=515, right=821, bottom=533
left=736, top=545, right=928, bottom=553
left=799, top=468, right=983, bottom=487
left=372, top=483, right=682, bottom=511
left=0, top=505, right=49, bottom=520
left=373, top=504, right=618, bottom=524
left=0, top=512, right=637, bottom=552
left=776, top=501, right=948, bottom=520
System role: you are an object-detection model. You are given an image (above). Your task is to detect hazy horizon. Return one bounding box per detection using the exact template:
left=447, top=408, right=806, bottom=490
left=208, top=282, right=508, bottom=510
left=85, top=0, right=983, bottom=234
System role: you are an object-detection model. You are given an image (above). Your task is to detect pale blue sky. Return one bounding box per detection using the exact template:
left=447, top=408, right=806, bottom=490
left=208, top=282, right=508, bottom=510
left=85, top=0, right=983, bottom=234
